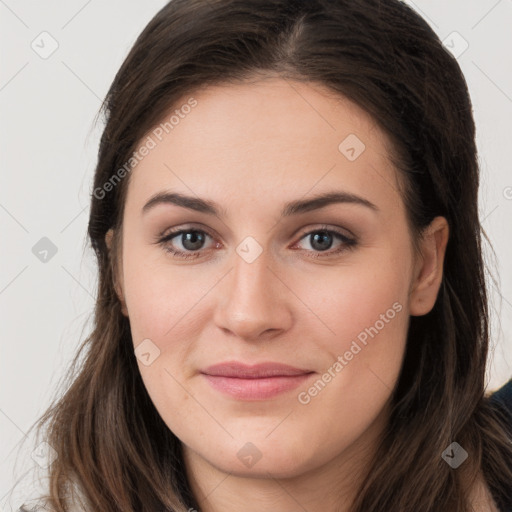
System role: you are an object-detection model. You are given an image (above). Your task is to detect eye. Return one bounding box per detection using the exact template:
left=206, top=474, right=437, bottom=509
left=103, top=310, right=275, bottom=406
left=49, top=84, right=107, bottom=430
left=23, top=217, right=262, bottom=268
left=156, top=227, right=216, bottom=260
left=155, top=224, right=358, bottom=260
left=293, top=225, right=358, bottom=259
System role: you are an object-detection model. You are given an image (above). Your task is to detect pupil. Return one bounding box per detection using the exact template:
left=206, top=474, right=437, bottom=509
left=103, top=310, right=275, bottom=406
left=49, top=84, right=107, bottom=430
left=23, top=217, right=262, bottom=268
left=311, top=231, right=332, bottom=251
left=182, top=231, right=204, bottom=251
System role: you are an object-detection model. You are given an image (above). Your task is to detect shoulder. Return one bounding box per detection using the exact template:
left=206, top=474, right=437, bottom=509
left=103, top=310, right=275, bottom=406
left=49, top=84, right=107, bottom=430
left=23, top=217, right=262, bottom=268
left=489, top=378, right=512, bottom=425
left=16, top=500, right=51, bottom=511
left=17, top=495, right=85, bottom=511
left=487, top=378, right=512, bottom=512
left=470, top=472, right=501, bottom=512
left=490, top=378, right=512, bottom=404
left=15, top=476, right=89, bottom=511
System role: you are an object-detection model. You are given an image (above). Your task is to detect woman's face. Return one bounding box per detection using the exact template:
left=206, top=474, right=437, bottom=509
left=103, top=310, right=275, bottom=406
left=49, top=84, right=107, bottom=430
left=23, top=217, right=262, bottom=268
left=108, top=77, right=448, bottom=482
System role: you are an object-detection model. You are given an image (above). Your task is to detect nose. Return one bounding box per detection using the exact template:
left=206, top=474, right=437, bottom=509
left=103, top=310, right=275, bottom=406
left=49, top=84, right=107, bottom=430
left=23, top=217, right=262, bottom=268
left=213, top=248, right=293, bottom=342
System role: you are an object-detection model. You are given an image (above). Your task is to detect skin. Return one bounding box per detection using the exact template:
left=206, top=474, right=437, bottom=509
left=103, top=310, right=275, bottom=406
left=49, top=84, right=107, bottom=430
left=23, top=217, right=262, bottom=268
left=104, top=76, right=463, bottom=511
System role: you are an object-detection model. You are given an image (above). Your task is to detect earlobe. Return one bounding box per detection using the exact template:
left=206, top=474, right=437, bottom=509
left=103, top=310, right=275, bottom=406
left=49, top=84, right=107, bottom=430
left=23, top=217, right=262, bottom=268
left=409, top=216, right=450, bottom=317
left=105, top=228, right=129, bottom=317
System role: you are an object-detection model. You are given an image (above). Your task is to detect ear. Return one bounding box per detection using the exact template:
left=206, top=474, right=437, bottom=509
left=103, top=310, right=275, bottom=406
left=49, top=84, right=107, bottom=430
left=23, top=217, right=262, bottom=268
left=409, top=216, right=450, bottom=316
left=105, top=229, right=128, bottom=317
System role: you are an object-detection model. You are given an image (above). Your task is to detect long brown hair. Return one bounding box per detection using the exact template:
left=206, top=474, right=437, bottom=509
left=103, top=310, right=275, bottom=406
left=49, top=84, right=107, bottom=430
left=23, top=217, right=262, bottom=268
left=11, top=0, right=512, bottom=510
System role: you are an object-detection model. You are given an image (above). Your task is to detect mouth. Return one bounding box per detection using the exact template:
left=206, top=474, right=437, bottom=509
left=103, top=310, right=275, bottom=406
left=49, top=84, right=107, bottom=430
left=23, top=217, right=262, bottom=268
left=200, top=361, right=315, bottom=400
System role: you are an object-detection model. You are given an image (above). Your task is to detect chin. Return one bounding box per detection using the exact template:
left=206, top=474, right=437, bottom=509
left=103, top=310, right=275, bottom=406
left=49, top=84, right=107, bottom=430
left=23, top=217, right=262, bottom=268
left=199, top=435, right=318, bottom=478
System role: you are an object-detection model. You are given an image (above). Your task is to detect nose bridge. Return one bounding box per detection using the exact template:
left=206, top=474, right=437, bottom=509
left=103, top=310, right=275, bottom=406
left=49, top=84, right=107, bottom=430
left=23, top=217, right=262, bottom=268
left=229, top=244, right=277, bottom=311
left=213, top=242, right=290, bottom=339
left=233, top=244, right=272, bottom=297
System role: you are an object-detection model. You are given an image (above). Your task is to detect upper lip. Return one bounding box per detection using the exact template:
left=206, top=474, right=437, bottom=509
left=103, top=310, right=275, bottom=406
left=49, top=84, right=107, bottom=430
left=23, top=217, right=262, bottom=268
left=201, top=361, right=313, bottom=378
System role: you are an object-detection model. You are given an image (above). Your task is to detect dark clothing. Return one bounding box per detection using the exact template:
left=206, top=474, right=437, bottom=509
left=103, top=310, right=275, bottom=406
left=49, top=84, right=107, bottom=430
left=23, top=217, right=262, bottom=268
left=489, top=378, right=512, bottom=512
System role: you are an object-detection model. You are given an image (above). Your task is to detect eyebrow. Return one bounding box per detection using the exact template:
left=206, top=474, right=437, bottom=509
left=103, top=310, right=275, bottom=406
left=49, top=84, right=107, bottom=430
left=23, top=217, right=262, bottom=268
left=142, top=190, right=379, bottom=218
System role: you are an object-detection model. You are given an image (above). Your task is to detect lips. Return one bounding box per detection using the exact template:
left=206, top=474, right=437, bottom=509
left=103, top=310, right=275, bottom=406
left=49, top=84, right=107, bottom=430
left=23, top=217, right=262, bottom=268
left=202, top=361, right=311, bottom=378
left=201, top=361, right=315, bottom=400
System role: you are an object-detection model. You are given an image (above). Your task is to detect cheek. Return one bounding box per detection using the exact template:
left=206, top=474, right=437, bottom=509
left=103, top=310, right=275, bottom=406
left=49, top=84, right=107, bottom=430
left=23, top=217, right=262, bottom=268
left=122, top=249, right=205, bottom=343
left=290, top=266, right=409, bottom=467
left=291, top=252, right=411, bottom=413
left=293, top=254, right=411, bottom=353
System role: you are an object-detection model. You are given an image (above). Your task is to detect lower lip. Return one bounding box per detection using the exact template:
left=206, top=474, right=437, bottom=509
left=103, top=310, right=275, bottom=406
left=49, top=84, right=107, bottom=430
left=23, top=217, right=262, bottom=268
left=202, top=373, right=314, bottom=400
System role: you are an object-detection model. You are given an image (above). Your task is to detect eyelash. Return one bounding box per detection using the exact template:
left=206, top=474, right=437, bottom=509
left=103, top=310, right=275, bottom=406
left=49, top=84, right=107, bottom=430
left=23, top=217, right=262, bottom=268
left=155, top=224, right=358, bottom=260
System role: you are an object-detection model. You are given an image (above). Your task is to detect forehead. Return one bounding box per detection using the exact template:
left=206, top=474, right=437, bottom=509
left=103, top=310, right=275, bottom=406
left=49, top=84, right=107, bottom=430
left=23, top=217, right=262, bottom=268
left=125, top=78, right=403, bottom=218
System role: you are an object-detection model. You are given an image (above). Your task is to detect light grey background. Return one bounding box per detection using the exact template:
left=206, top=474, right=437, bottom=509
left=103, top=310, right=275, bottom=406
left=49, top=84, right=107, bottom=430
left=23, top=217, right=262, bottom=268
left=1, top=0, right=511, bottom=508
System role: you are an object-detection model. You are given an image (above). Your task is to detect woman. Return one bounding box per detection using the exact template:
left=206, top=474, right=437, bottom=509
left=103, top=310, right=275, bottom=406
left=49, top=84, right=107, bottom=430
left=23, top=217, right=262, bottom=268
left=14, top=0, right=512, bottom=510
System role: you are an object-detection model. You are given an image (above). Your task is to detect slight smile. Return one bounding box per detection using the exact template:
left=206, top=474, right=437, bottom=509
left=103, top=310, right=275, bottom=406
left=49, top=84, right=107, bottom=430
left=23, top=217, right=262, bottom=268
left=201, top=361, right=316, bottom=400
